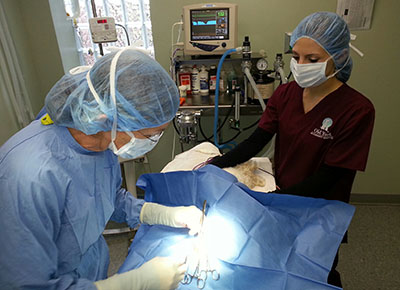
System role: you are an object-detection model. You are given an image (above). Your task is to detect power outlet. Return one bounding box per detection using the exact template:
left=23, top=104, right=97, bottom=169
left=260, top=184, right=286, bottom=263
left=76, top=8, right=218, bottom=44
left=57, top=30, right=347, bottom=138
left=284, top=32, right=292, bottom=54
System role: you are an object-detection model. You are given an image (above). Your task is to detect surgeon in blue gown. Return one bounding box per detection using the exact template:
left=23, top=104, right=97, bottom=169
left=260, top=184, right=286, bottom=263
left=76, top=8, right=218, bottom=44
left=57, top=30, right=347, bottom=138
left=0, top=48, right=202, bottom=290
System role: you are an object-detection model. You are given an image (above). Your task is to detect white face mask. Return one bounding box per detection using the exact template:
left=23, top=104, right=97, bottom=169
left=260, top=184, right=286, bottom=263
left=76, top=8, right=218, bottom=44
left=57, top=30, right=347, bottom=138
left=290, top=56, right=347, bottom=88
left=108, top=131, right=162, bottom=159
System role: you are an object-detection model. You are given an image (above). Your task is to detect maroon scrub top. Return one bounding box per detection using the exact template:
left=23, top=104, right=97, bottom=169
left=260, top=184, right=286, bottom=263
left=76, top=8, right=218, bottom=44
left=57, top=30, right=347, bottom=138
left=259, top=81, right=374, bottom=201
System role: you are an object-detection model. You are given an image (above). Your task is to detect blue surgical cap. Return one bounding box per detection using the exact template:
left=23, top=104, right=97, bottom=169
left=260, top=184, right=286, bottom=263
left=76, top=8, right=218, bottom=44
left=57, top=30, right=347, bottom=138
left=45, top=49, right=179, bottom=135
left=290, top=12, right=353, bottom=82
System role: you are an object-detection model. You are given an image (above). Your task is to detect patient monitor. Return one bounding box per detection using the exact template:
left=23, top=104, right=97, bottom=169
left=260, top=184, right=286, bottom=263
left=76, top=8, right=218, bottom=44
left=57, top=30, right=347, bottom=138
left=183, top=3, right=238, bottom=55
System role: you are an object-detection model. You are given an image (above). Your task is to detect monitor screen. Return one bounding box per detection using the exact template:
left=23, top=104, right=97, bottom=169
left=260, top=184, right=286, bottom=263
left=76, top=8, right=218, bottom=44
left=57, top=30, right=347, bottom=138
left=190, top=8, right=229, bottom=41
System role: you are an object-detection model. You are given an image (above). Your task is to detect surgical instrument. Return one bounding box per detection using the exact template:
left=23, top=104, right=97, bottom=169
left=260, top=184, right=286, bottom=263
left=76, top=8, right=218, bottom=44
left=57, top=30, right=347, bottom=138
left=182, top=200, right=220, bottom=289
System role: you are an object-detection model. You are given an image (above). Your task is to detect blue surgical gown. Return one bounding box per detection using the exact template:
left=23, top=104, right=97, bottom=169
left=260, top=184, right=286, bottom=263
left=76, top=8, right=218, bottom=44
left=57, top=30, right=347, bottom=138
left=0, top=120, right=144, bottom=289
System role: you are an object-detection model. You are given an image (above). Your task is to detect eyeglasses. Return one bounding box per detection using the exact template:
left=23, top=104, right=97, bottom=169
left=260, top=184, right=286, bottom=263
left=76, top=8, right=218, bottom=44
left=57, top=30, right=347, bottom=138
left=138, top=131, right=164, bottom=143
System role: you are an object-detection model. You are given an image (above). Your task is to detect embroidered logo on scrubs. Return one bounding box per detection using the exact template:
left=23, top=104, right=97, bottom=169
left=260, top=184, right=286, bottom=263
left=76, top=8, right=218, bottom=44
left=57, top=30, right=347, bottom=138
left=310, top=118, right=333, bottom=139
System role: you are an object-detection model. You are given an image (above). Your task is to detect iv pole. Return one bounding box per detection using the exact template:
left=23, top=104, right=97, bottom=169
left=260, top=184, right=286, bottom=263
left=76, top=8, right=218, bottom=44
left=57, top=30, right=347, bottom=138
left=90, top=0, right=104, bottom=56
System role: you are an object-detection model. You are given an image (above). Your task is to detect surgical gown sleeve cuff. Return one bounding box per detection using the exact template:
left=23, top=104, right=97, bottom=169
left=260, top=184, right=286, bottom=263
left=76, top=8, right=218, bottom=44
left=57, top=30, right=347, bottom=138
left=111, top=187, right=145, bottom=228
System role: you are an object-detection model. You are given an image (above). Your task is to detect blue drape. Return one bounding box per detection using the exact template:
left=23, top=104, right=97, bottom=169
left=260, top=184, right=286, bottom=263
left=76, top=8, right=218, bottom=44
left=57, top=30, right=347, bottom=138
left=119, top=165, right=354, bottom=290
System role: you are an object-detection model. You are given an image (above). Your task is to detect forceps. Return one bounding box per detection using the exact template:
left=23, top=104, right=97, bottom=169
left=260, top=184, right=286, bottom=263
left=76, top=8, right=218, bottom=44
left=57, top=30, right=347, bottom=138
left=196, top=261, right=220, bottom=289
left=183, top=262, right=220, bottom=289
left=182, top=200, right=220, bottom=289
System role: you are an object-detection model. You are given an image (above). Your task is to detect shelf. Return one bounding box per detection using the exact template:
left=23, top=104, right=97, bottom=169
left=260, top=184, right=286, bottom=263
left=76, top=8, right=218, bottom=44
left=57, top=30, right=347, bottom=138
left=175, top=54, right=262, bottom=67
left=179, top=93, right=264, bottom=115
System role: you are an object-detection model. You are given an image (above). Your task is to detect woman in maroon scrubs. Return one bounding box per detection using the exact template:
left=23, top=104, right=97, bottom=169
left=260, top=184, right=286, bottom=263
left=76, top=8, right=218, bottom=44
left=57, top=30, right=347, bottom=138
left=210, top=12, right=375, bottom=287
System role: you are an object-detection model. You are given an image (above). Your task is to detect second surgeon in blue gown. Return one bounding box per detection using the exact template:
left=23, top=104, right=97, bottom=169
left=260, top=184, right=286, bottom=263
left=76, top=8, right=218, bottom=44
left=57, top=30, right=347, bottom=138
left=0, top=48, right=202, bottom=290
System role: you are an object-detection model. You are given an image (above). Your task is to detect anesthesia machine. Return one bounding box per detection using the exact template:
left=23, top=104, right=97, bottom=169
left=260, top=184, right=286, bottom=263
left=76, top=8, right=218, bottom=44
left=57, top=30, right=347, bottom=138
left=172, top=3, right=289, bottom=151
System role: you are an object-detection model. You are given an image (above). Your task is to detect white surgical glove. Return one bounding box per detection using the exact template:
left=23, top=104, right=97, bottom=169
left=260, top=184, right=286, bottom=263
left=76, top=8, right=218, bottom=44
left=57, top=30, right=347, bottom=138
left=140, top=203, right=203, bottom=235
left=95, top=256, right=186, bottom=290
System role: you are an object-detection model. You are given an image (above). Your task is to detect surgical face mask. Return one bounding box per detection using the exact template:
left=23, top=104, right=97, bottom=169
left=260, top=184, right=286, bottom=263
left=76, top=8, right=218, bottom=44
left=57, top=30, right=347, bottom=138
left=109, top=131, right=162, bottom=159
left=290, top=56, right=346, bottom=88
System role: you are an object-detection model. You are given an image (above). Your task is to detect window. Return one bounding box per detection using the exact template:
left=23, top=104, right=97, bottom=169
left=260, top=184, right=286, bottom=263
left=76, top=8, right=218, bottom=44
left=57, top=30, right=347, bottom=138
left=66, top=0, right=154, bottom=66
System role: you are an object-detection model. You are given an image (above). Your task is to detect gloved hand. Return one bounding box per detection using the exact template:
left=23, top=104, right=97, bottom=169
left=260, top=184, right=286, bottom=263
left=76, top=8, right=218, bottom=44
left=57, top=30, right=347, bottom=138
left=140, top=203, right=203, bottom=235
left=95, top=256, right=186, bottom=290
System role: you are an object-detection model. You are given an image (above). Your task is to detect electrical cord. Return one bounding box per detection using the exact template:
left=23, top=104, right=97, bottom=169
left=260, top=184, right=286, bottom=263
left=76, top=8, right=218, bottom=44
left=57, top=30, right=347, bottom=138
left=220, top=130, right=241, bottom=145
left=170, top=21, right=183, bottom=80
left=243, top=118, right=260, bottom=130
left=171, top=22, right=183, bottom=49
left=198, top=97, right=235, bottom=142
left=170, top=48, right=182, bottom=80
left=199, top=112, right=259, bottom=144
left=171, top=125, right=177, bottom=160
left=172, top=96, right=235, bottom=142
left=172, top=118, right=185, bottom=153
left=172, top=117, right=180, bottom=135
left=115, top=23, right=130, bottom=46
left=173, top=97, right=260, bottom=146
left=218, top=117, right=259, bottom=145
left=198, top=120, right=212, bottom=142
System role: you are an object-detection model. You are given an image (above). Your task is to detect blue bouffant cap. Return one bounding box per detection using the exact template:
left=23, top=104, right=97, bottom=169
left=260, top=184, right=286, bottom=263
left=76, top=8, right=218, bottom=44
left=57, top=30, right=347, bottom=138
left=290, top=12, right=353, bottom=82
left=45, top=49, right=179, bottom=134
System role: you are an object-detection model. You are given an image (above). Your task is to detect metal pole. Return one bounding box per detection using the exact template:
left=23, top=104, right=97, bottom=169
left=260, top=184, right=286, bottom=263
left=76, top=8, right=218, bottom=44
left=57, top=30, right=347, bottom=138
left=90, top=0, right=104, bottom=55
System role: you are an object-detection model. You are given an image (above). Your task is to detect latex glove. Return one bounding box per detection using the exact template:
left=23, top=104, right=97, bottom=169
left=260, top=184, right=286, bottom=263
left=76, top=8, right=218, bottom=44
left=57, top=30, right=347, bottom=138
left=95, top=256, right=186, bottom=290
left=140, top=202, right=203, bottom=235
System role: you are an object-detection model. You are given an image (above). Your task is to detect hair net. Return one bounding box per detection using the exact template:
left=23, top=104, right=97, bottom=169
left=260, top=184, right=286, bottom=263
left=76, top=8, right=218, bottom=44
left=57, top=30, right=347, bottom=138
left=45, top=49, right=179, bottom=135
left=290, top=12, right=353, bottom=82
